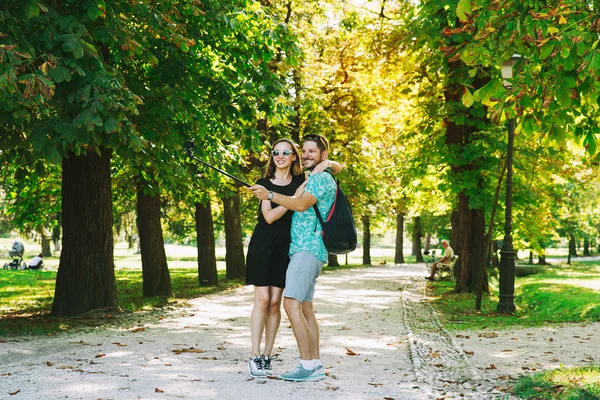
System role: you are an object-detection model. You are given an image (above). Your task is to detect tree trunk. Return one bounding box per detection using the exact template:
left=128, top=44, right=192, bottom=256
left=455, top=192, right=486, bottom=293
left=222, top=191, right=245, bottom=280
left=328, top=254, right=339, bottom=267
left=52, top=216, right=61, bottom=252
left=394, top=212, right=405, bottom=264
left=538, top=255, right=548, bottom=265
left=52, top=149, right=117, bottom=316
left=41, top=229, right=52, bottom=257
left=584, top=237, right=591, bottom=256
left=412, top=216, right=423, bottom=262
left=491, top=240, right=499, bottom=267
left=136, top=187, right=172, bottom=297
left=528, top=251, right=534, bottom=265
left=424, top=232, right=431, bottom=253
left=362, top=215, right=371, bottom=265
left=569, top=233, right=578, bottom=258
left=195, top=200, right=218, bottom=286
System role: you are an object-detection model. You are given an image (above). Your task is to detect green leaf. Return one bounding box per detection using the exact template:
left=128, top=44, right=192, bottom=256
left=63, top=67, right=72, bottom=82
left=104, top=118, right=118, bottom=133
left=47, top=147, right=62, bottom=164
left=456, top=0, right=471, bottom=22
left=539, top=42, right=555, bottom=60
left=583, top=132, right=597, bottom=155
left=73, top=41, right=84, bottom=59
left=462, top=88, right=475, bottom=108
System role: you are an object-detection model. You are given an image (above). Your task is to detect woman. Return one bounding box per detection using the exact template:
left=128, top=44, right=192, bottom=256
left=245, top=138, right=342, bottom=377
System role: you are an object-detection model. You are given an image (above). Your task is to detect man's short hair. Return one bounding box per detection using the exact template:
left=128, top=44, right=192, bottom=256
left=303, top=134, right=329, bottom=153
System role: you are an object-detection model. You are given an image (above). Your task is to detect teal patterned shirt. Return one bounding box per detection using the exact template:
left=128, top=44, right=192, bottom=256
left=289, top=171, right=336, bottom=262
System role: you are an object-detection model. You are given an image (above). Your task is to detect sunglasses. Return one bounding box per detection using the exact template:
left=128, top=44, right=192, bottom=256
left=303, top=134, right=328, bottom=150
left=272, top=149, right=293, bottom=157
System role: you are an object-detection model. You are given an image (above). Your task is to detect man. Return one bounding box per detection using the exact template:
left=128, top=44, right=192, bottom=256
left=426, top=239, right=454, bottom=281
left=247, top=134, right=336, bottom=382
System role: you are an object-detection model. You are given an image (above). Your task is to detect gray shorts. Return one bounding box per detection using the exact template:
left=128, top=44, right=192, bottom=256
left=283, top=251, right=325, bottom=302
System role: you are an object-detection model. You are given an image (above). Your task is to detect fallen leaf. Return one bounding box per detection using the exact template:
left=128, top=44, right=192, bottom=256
left=9, top=390, right=21, bottom=395
left=548, top=338, right=553, bottom=342
left=345, top=347, right=360, bottom=356
left=511, top=337, right=519, bottom=340
left=486, top=364, right=497, bottom=370
left=478, top=332, right=498, bottom=338
left=217, top=346, right=226, bottom=350
left=105, top=313, right=113, bottom=319
left=112, top=342, right=127, bottom=347
left=164, top=363, right=172, bottom=366
left=464, top=350, right=474, bottom=356
left=201, top=356, right=218, bottom=360
left=95, top=353, right=106, bottom=358
left=46, top=361, right=54, bottom=366
left=433, top=363, right=444, bottom=368
left=429, top=351, right=441, bottom=359
left=131, top=327, right=146, bottom=333
left=522, top=366, right=530, bottom=370
left=172, top=347, right=205, bottom=354
left=155, top=388, right=164, bottom=393
left=368, top=382, right=383, bottom=386
left=502, top=350, right=513, bottom=353
left=326, top=386, right=339, bottom=391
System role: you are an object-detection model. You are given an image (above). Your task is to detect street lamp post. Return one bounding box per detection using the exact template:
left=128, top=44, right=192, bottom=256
left=497, top=54, right=521, bottom=314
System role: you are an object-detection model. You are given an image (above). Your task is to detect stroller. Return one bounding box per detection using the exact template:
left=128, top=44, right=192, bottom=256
left=3, top=240, right=28, bottom=270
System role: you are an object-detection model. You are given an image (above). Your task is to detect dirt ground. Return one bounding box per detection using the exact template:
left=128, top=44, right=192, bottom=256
left=1, top=263, right=599, bottom=400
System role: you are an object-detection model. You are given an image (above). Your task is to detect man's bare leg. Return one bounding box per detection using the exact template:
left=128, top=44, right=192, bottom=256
left=283, top=297, right=312, bottom=360
left=302, top=301, right=320, bottom=359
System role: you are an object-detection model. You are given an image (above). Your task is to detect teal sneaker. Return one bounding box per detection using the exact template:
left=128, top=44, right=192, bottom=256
left=309, top=364, right=326, bottom=381
left=280, top=363, right=315, bottom=382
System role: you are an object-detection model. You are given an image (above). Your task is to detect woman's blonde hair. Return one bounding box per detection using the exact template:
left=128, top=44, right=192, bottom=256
left=264, top=138, right=303, bottom=179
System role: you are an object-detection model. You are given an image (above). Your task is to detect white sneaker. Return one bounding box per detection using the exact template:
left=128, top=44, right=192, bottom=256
left=248, top=355, right=266, bottom=377
left=262, top=354, right=278, bottom=376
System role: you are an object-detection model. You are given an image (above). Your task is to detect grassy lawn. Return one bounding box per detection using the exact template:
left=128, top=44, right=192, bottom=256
left=513, top=366, right=600, bottom=400
left=0, top=267, right=243, bottom=336
left=428, top=261, right=600, bottom=331
left=426, top=260, right=600, bottom=400
left=0, top=238, right=399, bottom=337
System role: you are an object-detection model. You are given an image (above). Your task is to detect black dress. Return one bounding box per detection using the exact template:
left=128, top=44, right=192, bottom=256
left=246, top=174, right=305, bottom=288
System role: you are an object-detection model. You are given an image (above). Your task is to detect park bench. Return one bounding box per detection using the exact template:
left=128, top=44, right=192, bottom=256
left=437, top=255, right=458, bottom=281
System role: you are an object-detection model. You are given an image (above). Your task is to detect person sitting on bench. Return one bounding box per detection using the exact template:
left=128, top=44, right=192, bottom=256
left=426, top=240, right=453, bottom=281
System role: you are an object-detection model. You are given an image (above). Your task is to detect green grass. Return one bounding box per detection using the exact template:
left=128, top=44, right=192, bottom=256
left=429, top=262, right=600, bottom=331
left=0, top=268, right=242, bottom=337
left=513, top=365, right=600, bottom=400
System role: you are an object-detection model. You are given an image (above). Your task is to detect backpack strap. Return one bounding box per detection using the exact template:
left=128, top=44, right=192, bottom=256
left=312, top=170, right=334, bottom=231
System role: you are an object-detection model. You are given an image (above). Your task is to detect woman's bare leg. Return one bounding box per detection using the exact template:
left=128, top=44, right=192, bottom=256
left=263, top=286, right=284, bottom=356
left=250, top=286, right=270, bottom=356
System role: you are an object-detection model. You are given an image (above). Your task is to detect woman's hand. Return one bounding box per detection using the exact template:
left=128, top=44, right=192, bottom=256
left=247, top=185, right=269, bottom=200
left=293, top=181, right=308, bottom=197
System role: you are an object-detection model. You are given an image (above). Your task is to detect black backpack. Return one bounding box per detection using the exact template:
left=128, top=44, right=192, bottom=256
left=313, top=173, right=357, bottom=255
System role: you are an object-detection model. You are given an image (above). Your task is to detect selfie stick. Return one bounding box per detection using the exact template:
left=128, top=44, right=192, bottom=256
left=183, top=142, right=251, bottom=187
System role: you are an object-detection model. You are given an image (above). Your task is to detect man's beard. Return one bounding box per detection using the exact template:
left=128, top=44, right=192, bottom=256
left=303, top=158, right=320, bottom=171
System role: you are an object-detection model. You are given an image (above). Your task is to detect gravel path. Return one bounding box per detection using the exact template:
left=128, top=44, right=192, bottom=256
left=2, top=263, right=596, bottom=399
